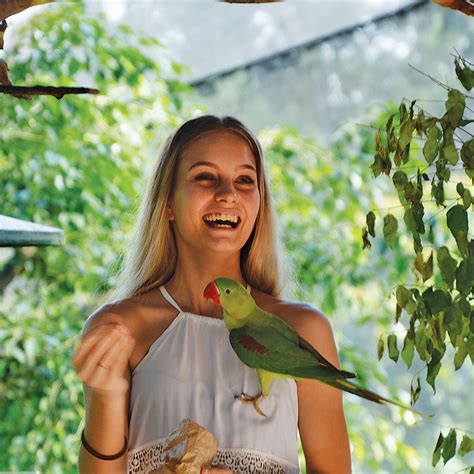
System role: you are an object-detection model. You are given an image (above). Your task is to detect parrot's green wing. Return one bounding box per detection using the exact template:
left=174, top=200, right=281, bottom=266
left=229, top=317, right=355, bottom=379
left=231, top=307, right=356, bottom=378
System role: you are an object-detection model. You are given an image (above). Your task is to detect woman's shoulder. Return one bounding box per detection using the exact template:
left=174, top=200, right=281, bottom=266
left=253, top=288, right=328, bottom=333
left=83, top=291, right=175, bottom=338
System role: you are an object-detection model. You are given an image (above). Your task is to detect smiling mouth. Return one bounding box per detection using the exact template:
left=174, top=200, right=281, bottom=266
left=202, top=217, right=241, bottom=229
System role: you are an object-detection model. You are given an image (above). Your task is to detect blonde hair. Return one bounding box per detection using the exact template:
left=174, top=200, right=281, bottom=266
left=102, top=115, right=296, bottom=305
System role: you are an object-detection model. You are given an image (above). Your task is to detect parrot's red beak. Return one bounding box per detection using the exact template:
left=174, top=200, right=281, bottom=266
left=203, top=281, right=220, bottom=306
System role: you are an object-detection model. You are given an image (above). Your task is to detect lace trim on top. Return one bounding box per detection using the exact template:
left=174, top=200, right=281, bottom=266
left=128, top=438, right=298, bottom=474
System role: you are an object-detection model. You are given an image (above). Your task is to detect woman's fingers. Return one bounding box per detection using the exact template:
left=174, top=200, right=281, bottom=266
left=73, top=325, right=125, bottom=371
left=71, top=321, right=135, bottom=394
left=100, top=331, right=135, bottom=374
left=75, top=328, right=130, bottom=381
left=72, top=322, right=127, bottom=367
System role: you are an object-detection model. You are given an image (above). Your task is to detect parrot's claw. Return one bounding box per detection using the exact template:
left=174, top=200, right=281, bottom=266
left=235, top=392, right=267, bottom=417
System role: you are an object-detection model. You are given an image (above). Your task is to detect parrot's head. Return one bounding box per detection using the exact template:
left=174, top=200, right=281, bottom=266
left=203, top=278, right=255, bottom=321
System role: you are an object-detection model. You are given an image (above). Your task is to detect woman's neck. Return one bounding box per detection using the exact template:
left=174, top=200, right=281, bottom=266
left=164, top=255, right=246, bottom=317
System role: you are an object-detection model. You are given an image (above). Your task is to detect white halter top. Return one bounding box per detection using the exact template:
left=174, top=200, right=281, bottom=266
left=127, top=284, right=300, bottom=473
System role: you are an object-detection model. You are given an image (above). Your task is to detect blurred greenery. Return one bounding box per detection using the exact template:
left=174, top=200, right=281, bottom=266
left=0, top=3, right=472, bottom=474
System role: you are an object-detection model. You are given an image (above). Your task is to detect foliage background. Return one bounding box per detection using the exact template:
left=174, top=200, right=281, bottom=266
left=0, top=3, right=472, bottom=473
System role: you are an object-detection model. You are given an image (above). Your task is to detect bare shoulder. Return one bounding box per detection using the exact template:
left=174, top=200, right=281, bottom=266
left=82, top=291, right=181, bottom=372
left=83, top=292, right=171, bottom=334
left=82, top=298, right=143, bottom=337
left=253, top=288, right=329, bottom=334
left=253, top=289, right=338, bottom=366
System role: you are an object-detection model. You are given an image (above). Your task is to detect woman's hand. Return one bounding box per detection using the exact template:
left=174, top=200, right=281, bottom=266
left=72, top=320, right=136, bottom=396
left=201, top=466, right=233, bottom=473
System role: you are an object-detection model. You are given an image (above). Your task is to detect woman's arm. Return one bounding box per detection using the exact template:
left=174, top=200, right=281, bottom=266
left=73, top=311, right=136, bottom=473
left=295, top=308, right=352, bottom=474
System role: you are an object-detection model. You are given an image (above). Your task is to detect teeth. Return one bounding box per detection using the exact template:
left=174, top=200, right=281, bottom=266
left=203, top=213, right=239, bottom=223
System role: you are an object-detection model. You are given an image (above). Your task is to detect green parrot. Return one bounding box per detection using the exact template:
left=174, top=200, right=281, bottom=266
left=203, top=277, right=434, bottom=420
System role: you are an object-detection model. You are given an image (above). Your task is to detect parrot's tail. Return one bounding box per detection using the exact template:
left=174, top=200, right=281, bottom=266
left=334, top=378, right=435, bottom=421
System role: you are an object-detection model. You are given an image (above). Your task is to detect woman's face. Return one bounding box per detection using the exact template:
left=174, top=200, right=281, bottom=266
left=168, top=130, right=261, bottom=255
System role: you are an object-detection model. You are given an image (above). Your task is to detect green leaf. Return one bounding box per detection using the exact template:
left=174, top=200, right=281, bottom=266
left=423, top=126, right=439, bottom=165
left=469, top=335, right=474, bottom=365
left=414, top=250, right=433, bottom=282
left=396, top=285, right=416, bottom=313
left=422, top=287, right=451, bottom=315
left=399, top=102, right=408, bottom=123
left=387, top=334, right=399, bottom=362
left=370, top=152, right=383, bottom=178
left=436, top=158, right=451, bottom=182
left=412, top=201, right=425, bottom=234
left=453, top=337, right=468, bottom=370
left=458, top=231, right=469, bottom=259
left=383, top=214, right=398, bottom=248
left=401, top=335, right=415, bottom=368
left=458, top=434, right=474, bottom=456
left=421, top=116, right=438, bottom=130
left=428, top=224, right=434, bottom=244
left=366, top=211, right=376, bottom=237
left=431, top=179, right=445, bottom=206
left=362, top=226, right=371, bottom=250
left=392, top=170, right=408, bottom=189
left=458, top=296, right=471, bottom=319
left=445, top=89, right=465, bottom=128
left=455, top=57, right=474, bottom=92
left=460, top=139, right=474, bottom=169
left=399, top=118, right=415, bottom=149
left=377, top=335, right=384, bottom=361
left=442, top=141, right=459, bottom=166
left=437, top=246, right=457, bottom=289
left=395, top=303, right=402, bottom=323
left=404, top=181, right=416, bottom=201
left=432, top=432, right=444, bottom=467
left=386, top=115, right=395, bottom=135
left=404, top=207, right=418, bottom=236
left=427, top=350, right=442, bottom=393
left=410, top=375, right=421, bottom=404
left=444, top=304, right=463, bottom=346
left=442, top=428, right=457, bottom=465
left=447, top=205, right=468, bottom=240
left=462, top=189, right=472, bottom=210
left=456, top=260, right=473, bottom=296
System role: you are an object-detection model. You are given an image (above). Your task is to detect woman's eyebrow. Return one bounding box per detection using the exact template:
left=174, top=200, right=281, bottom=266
left=188, top=160, right=256, bottom=172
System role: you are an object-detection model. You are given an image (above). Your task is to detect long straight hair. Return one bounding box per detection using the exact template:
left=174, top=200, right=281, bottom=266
left=102, top=115, right=296, bottom=305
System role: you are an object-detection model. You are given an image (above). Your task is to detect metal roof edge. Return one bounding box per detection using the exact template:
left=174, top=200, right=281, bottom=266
left=187, top=0, right=428, bottom=87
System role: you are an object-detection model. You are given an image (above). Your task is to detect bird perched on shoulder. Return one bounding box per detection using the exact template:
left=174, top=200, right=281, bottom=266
left=204, top=278, right=434, bottom=420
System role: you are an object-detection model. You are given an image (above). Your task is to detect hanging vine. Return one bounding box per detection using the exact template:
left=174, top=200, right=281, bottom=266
left=362, top=52, right=473, bottom=469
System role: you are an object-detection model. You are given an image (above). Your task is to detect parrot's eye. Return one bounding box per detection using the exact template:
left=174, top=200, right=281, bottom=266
left=225, top=289, right=231, bottom=294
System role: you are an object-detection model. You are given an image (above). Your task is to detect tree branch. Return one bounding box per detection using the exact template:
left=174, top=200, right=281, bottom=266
left=0, top=84, right=99, bottom=99
left=432, top=0, right=474, bottom=16
left=0, top=0, right=55, bottom=21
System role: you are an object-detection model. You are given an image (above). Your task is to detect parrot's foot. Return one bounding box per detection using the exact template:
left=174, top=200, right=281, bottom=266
left=235, top=392, right=267, bottom=417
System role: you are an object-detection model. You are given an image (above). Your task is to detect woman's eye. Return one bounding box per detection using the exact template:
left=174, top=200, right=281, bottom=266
left=195, top=174, right=214, bottom=181
left=238, top=176, right=255, bottom=184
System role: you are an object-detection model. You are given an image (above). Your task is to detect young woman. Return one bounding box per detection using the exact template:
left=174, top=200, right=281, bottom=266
left=72, top=115, right=352, bottom=473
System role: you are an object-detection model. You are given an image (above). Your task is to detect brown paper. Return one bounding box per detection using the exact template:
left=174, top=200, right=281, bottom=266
left=149, top=418, right=218, bottom=474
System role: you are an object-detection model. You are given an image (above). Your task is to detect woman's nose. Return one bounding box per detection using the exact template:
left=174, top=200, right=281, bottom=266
left=215, top=180, right=237, bottom=202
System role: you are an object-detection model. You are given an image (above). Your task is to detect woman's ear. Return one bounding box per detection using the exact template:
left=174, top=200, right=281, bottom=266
left=167, top=203, right=174, bottom=221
